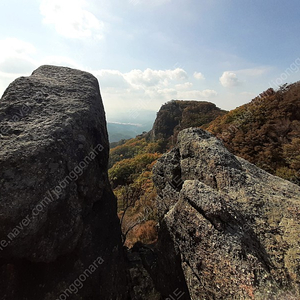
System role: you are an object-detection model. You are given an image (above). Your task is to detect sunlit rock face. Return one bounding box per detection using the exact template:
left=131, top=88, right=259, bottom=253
left=153, top=127, right=300, bottom=299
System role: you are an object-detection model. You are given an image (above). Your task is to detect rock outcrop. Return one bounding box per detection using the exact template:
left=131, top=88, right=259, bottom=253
left=0, top=66, right=128, bottom=299
left=153, top=128, right=300, bottom=299
left=149, top=100, right=226, bottom=145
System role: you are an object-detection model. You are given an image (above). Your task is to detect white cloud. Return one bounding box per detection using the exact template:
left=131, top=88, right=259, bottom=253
left=0, top=38, right=37, bottom=75
left=0, top=38, right=36, bottom=58
left=0, top=38, right=36, bottom=77
left=219, top=67, right=270, bottom=89
left=92, top=67, right=215, bottom=115
left=0, top=71, right=19, bottom=98
left=40, top=0, right=104, bottom=39
left=125, top=69, right=162, bottom=87
left=193, top=71, right=205, bottom=80
left=144, top=88, right=177, bottom=101
left=219, top=71, right=240, bottom=87
left=0, top=56, right=36, bottom=74
left=178, top=89, right=217, bottom=99
left=175, top=82, right=193, bottom=90
left=0, top=38, right=38, bottom=96
left=199, top=89, right=218, bottom=97
left=172, top=68, right=189, bottom=80
left=124, top=68, right=188, bottom=88
left=0, top=38, right=84, bottom=97
left=93, top=67, right=189, bottom=95
left=93, top=70, right=130, bottom=89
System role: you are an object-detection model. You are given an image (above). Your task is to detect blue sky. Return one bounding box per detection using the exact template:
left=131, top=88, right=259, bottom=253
left=1, top=0, right=300, bottom=122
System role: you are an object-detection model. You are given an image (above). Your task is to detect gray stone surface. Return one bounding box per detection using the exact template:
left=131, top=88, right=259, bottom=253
left=0, top=65, right=128, bottom=299
left=153, top=127, right=300, bottom=299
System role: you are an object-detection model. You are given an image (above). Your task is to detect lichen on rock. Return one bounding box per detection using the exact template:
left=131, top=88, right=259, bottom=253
left=153, top=127, right=300, bottom=299
left=0, top=65, right=128, bottom=300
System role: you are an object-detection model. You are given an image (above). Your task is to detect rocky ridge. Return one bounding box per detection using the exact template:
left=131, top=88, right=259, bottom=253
left=149, top=100, right=226, bottom=145
left=153, top=128, right=300, bottom=299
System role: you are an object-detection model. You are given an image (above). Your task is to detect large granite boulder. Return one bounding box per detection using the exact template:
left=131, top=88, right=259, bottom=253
left=0, top=66, right=128, bottom=299
left=148, top=100, right=226, bottom=148
left=153, top=128, right=300, bottom=299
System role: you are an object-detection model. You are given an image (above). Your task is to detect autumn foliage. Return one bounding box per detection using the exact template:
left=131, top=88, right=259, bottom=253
left=110, top=85, right=300, bottom=248
left=207, top=83, right=300, bottom=184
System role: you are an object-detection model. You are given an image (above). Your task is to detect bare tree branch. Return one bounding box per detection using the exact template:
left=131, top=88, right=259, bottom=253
left=119, top=184, right=143, bottom=245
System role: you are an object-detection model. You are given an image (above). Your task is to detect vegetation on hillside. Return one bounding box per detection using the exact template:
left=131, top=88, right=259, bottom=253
left=109, top=88, right=300, bottom=247
left=109, top=135, right=165, bottom=168
left=207, top=83, right=300, bottom=184
left=109, top=136, right=163, bottom=247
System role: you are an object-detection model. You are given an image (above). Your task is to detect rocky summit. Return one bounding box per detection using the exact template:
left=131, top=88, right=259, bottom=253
left=0, top=66, right=127, bottom=299
left=1, top=65, right=300, bottom=300
left=153, top=128, right=300, bottom=299
left=149, top=100, right=226, bottom=145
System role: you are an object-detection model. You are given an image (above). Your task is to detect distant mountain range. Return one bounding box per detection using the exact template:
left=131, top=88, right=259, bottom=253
left=107, top=122, right=146, bottom=142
